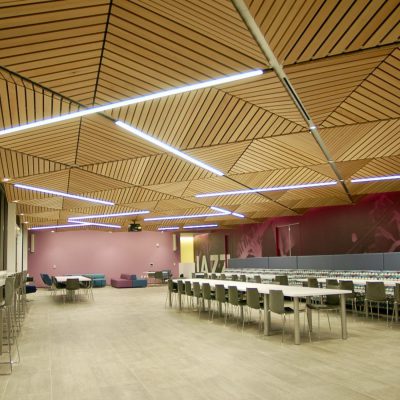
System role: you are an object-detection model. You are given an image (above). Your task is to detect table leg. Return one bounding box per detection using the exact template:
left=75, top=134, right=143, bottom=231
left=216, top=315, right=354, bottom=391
left=178, top=292, right=182, bottom=311
left=340, top=293, right=348, bottom=339
left=168, top=290, right=172, bottom=307
left=294, top=297, right=300, bottom=345
left=263, top=293, right=271, bottom=336
left=218, top=301, right=222, bottom=317
left=306, top=297, right=312, bottom=332
left=396, top=303, right=399, bottom=323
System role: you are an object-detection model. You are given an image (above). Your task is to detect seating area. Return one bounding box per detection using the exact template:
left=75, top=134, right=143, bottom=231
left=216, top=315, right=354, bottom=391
left=82, top=273, right=106, bottom=287
left=111, top=274, right=148, bottom=288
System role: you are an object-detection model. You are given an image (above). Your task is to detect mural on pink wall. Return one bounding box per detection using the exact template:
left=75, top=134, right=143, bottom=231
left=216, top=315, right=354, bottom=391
left=230, top=191, right=400, bottom=257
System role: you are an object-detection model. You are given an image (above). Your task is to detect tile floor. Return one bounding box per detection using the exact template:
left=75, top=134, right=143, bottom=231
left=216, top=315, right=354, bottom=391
left=0, top=286, right=399, bottom=400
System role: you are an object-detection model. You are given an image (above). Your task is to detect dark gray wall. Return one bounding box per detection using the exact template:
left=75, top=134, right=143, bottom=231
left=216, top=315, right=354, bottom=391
left=229, top=252, right=400, bottom=271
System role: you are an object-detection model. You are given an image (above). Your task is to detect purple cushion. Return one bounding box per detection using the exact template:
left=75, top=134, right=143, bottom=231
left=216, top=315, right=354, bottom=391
left=120, top=274, right=137, bottom=280
left=111, top=278, right=131, bottom=288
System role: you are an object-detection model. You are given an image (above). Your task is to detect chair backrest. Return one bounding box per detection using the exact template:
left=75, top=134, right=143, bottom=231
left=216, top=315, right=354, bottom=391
left=192, top=282, right=201, bottom=298
left=167, top=279, right=174, bottom=292
left=203, top=273, right=208, bottom=279
left=177, top=280, right=185, bottom=295
left=154, top=271, right=163, bottom=280
left=211, top=273, right=217, bottom=280
left=365, top=282, right=386, bottom=301
left=274, top=275, right=288, bottom=286
left=220, top=273, right=226, bottom=280
left=254, top=275, right=262, bottom=283
left=394, top=283, right=400, bottom=303
left=308, top=277, right=319, bottom=288
left=339, top=280, right=355, bottom=298
left=202, top=283, right=211, bottom=300
left=326, top=279, right=338, bottom=287
left=215, top=284, right=226, bottom=303
left=66, top=278, right=80, bottom=290
left=5, top=276, right=16, bottom=306
left=269, top=290, right=285, bottom=314
left=231, top=274, right=238, bottom=281
left=325, top=284, right=340, bottom=305
left=228, top=286, right=239, bottom=306
left=246, top=287, right=261, bottom=310
left=240, top=274, right=247, bottom=282
left=184, top=281, right=192, bottom=296
left=41, top=273, right=52, bottom=286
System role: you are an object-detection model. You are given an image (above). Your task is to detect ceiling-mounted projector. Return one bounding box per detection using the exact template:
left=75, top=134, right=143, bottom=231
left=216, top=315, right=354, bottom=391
left=128, top=223, right=142, bottom=232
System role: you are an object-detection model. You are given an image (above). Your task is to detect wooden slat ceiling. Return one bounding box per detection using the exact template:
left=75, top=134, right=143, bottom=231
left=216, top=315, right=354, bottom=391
left=0, top=0, right=399, bottom=231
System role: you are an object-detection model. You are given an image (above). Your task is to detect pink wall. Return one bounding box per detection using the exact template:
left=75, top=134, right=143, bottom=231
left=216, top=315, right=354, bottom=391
left=29, top=230, right=179, bottom=287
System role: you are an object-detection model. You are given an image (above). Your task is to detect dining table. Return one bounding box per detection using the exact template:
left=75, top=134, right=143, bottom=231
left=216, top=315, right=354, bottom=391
left=172, top=278, right=351, bottom=345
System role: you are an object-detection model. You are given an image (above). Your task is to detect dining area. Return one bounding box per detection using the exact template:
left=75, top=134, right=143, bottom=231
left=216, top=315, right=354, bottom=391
left=167, top=276, right=352, bottom=345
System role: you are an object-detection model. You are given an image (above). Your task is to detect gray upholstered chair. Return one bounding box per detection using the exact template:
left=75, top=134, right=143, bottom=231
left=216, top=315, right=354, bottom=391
left=240, top=274, right=247, bottom=282
left=269, top=289, right=309, bottom=342
left=65, top=278, right=80, bottom=302
left=201, top=283, right=214, bottom=319
left=243, top=287, right=263, bottom=332
left=273, top=275, right=289, bottom=286
left=364, top=281, right=388, bottom=322
left=212, top=284, right=227, bottom=321
left=339, top=280, right=358, bottom=313
left=227, top=286, right=246, bottom=326
left=391, top=283, right=400, bottom=324
left=254, top=275, right=262, bottom=283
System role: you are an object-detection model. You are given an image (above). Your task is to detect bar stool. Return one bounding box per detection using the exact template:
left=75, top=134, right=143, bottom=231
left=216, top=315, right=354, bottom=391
left=0, top=276, right=20, bottom=373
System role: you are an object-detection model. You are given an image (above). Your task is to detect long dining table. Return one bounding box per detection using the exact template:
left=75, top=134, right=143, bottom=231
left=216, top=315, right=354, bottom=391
left=172, top=278, right=351, bottom=345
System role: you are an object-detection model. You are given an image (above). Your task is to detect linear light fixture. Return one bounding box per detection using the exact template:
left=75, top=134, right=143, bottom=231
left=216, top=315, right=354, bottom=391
left=70, top=221, right=121, bottom=229
left=0, top=69, right=263, bottom=136
left=68, top=211, right=149, bottom=221
left=232, top=212, right=245, bottom=218
left=183, top=224, right=218, bottom=229
left=351, top=175, right=400, bottom=183
left=196, top=181, right=337, bottom=197
left=14, top=183, right=114, bottom=205
left=145, top=207, right=244, bottom=222
left=29, top=224, right=91, bottom=231
left=116, top=121, right=224, bottom=176
left=157, top=226, right=180, bottom=231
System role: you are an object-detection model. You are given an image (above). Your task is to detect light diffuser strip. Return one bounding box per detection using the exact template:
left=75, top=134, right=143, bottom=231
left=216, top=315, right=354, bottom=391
left=0, top=70, right=263, bottom=136
left=69, top=211, right=149, bottom=220
left=116, top=121, right=224, bottom=176
left=183, top=224, right=218, bottom=229
left=14, top=183, right=114, bottom=205
left=196, top=181, right=337, bottom=197
left=351, top=175, right=400, bottom=183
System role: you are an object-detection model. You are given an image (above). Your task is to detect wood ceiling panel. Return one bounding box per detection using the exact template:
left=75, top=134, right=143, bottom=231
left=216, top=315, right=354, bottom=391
left=144, top=181, right=190, bottom=197
left=230, top=132, right=326, bottom=174
left=324, top=47, right=400, bottom=126
left=13, top=169, right=69, bottom=192
left=0, top=147, right=67, bottom=180
left=322, top=119, right=400, bottom=162
left=247, top=0, right=400, bottom=64
left=219, top=72, right=307, bottom=125
left=155, top=198, right=203, bottom=211
left=349, top=180, right=400, bottom=196
left=286, top=47, right=394, bottom=125
left=277, top=184, right=349, bottom=201
left=182, top=176, right=247, bottom=198
left=351, top=155, right=400, bottom=179
left=280, top=197, right=352, bottom=209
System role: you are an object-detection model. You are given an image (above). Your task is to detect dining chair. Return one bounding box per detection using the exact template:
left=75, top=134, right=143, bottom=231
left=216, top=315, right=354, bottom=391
left=364, top=282, right=389, bottom=323
left=211, top=273, right=217, bottom=280
left=306, top=285, right=340, bottom=338
left=240, top=274, right=247, bottom=282
left=242, top=287, right=263, bottom=332
left=254, top=275, right=262, bottom=283
left=326, top=279, right=338, bottom=287
left=269, top=289, right=309, bottom=342
left=0, top=276, right=20, bottom=373
left=212, top=284, right=227, bottom=321
left=40, top=273, right=53, bottom=289
left=165, top=279, right=178, bottom=308
left=231, top=274, right=238, bottom=281
left=273, top=275, right=289, bottom=286
left=201, top=283, right=214, bottom=320
left=227, top=286, right=246, bottom=326
left=391, top=283, right=400, bottom=324
left=184, top=281, right=194, bottom=309
left=65, top=278, right=80, bottom=303
left=192, top=282, right=202, bottom=315
left=339, top=280, right=358, bottom=314
left=220, top=273, right=226, bottom=280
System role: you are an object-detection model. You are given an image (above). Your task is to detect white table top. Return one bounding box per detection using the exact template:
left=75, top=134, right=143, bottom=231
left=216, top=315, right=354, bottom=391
left=175, top=278, right=351, bottom=298
left=55, top=275, right=92, bottom=283
left=296, top=277, right=399, bottom=287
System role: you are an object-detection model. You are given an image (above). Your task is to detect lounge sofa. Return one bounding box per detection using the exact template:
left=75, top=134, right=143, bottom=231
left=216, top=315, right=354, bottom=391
left=111, top=274, right=147, bottom=288
left=82, top=273, right=106, bottom=287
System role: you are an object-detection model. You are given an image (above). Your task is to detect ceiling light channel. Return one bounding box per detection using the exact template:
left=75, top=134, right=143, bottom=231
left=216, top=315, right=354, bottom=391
left=14, top=184, right=114, bottom=205
left=196, top=181, right=337, bottom=198
left=0, top=70, right=263, bottom=136
left=183, top=224, right=218, bottom=229
left=116, top=121, right=224, bottom=176
left=351, top=175, right=400, bottom=183
left=68, top=211, right=149, bottom=221
left=157, top=227, right=180, bottom=231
